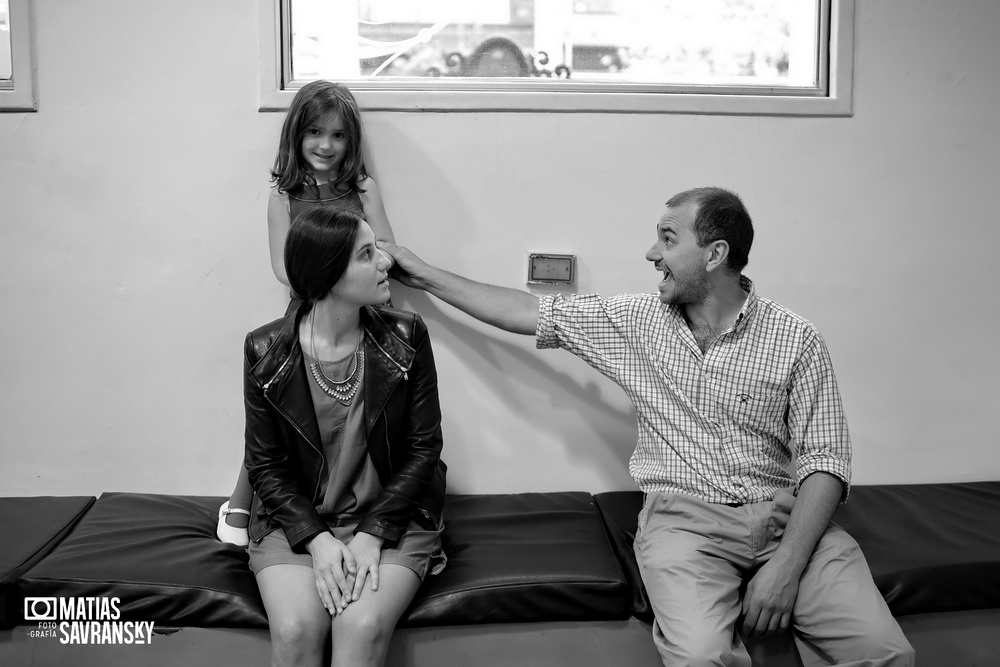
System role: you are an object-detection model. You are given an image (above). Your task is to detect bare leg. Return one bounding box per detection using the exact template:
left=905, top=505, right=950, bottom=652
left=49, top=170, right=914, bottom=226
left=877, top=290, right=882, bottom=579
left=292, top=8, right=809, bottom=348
left=217, top=461, right=252, bottom=545
left=257, top=564, right=331, bottom=667
left=330, top=564, right=421, bottom=667
left=227, top=461, right=253, bottom=520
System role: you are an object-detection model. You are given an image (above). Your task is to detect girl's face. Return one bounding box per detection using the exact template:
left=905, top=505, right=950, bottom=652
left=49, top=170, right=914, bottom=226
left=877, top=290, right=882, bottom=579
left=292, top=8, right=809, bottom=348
left=300, top=112, right=348, bottom=182
left=329, top=221, right=391, bottom=306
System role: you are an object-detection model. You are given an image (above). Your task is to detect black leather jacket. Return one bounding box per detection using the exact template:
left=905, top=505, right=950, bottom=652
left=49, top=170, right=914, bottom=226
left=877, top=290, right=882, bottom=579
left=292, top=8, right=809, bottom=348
left=243, top=302, right=446, bottom=552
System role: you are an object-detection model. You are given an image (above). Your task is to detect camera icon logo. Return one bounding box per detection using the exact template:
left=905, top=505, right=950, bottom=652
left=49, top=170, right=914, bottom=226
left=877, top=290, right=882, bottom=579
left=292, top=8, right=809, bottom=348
left=24, top=597, right=58, bottom=621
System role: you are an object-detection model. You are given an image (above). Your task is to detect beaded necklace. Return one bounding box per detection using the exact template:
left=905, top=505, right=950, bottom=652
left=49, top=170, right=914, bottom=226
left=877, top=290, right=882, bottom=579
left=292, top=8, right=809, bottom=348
left=308, top=307, right=364, bottom=405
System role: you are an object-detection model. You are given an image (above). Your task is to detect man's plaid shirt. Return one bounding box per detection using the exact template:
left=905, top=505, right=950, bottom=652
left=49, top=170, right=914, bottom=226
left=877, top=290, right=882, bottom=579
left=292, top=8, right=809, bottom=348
left=536, top=276, right=851, bottom=505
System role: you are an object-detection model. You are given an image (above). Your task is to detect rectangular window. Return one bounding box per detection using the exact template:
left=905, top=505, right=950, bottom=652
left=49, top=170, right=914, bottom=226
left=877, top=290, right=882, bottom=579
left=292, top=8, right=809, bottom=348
left=0, top=0, right=37, bottom=112
left=0, top=1, right=10, bottom=81
left=258, top=0, right=854, bottom=115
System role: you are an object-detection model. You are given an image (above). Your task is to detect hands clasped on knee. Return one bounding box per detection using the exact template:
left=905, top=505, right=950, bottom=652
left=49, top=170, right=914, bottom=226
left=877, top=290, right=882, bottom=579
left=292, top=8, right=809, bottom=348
left=306, top=531, right=384, bottom=615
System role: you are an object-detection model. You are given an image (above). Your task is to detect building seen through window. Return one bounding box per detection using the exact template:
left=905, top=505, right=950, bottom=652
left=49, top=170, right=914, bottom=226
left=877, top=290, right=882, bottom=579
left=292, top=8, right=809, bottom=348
left=289, top=0, right=821, bottom=90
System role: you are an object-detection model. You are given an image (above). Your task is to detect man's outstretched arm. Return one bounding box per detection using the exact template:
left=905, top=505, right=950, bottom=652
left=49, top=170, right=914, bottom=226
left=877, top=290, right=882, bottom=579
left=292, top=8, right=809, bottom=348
left=378, top=241, right=539, bottom=335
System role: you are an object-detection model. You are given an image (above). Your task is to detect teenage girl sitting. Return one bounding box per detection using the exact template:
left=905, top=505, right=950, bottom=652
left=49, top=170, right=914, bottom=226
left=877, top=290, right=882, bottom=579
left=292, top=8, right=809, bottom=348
left=243, top=206, right=446, bottom=667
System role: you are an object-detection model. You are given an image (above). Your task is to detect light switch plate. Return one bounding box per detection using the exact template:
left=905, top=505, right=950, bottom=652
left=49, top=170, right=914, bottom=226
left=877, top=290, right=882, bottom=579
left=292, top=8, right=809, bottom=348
left=527, top=253, right=575, bottom=285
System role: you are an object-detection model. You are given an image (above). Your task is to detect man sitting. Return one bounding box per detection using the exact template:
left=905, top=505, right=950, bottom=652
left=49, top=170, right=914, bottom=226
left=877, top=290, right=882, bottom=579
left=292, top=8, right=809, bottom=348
left=380, top=187, right=914, bottom=666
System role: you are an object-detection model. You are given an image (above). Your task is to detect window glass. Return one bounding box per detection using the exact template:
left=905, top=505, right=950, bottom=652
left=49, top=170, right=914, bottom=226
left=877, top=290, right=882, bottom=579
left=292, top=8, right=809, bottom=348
left=1, top=0, right=12, bottom=81
left=1, top=0, right=35, bottom=110
left=289, top=0, right=820, bottom=91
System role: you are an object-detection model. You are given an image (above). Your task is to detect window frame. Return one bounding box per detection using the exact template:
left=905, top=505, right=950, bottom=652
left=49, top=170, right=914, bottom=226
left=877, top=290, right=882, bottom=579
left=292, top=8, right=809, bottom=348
left=257, top=0, right=855, bottom=116
left=0, top=0, right=37, bottom=112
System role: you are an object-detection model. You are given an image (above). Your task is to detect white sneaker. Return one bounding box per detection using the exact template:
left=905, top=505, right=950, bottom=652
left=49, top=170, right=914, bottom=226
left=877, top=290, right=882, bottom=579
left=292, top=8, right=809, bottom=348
left=216, top=501, right=250, bottom=547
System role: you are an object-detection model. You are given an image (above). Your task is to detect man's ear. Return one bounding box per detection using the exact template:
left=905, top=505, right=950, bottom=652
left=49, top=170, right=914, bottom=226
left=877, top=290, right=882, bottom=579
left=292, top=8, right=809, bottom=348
left=705, top=240, right=730, bottom=273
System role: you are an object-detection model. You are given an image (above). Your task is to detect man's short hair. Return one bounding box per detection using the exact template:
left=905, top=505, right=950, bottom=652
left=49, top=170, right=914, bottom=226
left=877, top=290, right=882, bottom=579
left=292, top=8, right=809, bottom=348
left=666, top=187, right=754, bottom=273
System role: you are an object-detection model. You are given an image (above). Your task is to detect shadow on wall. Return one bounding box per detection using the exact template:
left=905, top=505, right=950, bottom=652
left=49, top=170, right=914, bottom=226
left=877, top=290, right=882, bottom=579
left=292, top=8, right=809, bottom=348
left=397, top=286, right=638, bottom=490
left=364, top=117, right=637, bottom=492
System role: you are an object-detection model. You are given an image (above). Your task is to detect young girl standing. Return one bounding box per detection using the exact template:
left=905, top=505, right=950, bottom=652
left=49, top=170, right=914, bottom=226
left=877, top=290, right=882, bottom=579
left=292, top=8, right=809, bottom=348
left=268, top=80, right=396, bottom=286
left=218, top=81, right=396, bottom=545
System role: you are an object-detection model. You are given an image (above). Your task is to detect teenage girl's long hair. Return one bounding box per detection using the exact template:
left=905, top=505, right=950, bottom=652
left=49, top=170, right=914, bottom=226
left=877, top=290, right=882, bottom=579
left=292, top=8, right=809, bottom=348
left=270, top=81, right=369, bottom=196
left=285, top=207, right=363, bottom=303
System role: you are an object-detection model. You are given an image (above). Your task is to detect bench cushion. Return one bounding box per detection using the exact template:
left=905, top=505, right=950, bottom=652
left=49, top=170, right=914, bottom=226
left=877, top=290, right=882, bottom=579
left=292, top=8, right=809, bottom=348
left=833, top=481, right=1000, bottom=615
left=0, top=496, right=95, bottom=629
left=594, top=482, right=1000, bottom=620
left=591, top=491, right=653, bottom=622
left=19, top=493, right=268, bottom=628
left=403, top=492, right=631, bottom=626
left=19, top=491, right=630, bottom=628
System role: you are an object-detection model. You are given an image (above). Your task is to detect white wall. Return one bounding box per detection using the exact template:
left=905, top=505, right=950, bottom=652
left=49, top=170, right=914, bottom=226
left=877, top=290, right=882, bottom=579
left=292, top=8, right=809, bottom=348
left=2, top=0, right=999, bottom=496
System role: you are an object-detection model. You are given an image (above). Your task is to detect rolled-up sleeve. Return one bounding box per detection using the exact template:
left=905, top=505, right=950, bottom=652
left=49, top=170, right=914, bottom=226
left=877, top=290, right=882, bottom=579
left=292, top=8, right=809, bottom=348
left=788, top=328, right=853, bottom=501
left=535, top=293, right=641, bottom=382
left=535, top=294, right=562, bottom=349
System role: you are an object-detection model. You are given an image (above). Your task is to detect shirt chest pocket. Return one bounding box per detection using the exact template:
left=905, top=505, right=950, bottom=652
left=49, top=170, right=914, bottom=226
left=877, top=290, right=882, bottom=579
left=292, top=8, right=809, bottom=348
left=718, top=380, right=789, bottom=438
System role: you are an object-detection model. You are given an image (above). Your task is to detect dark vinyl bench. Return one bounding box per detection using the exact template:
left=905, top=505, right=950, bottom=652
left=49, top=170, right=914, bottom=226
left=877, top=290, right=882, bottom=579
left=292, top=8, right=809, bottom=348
left=3, top=482, right=1000, bottom=666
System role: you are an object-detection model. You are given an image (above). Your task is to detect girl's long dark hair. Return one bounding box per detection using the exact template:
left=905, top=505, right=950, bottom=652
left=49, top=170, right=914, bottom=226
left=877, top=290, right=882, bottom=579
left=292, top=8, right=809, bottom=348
left=284, top=206, right=363, bottom=303
left=270, top=81, right=369, bottom=197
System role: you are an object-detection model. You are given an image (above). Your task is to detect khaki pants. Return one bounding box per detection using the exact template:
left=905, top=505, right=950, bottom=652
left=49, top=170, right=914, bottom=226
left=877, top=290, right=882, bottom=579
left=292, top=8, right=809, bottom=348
left=634, top=491, right=914, bottom=667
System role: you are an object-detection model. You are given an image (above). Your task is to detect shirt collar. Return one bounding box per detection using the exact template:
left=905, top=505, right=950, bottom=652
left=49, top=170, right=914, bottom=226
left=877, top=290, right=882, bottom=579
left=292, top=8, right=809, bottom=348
left=662, top=275, right=758, bottom=333
left=733, top=275, right=758, bottom=330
